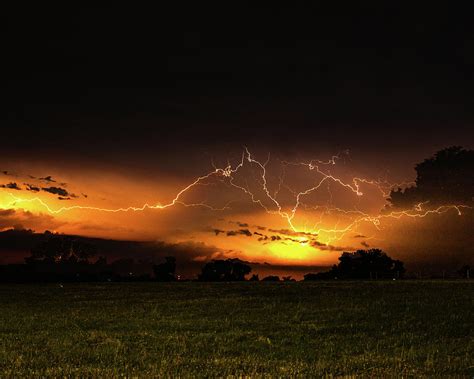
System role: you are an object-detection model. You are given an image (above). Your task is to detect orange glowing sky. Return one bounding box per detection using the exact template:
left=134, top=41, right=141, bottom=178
left=1, top=148, right=471, bottom=272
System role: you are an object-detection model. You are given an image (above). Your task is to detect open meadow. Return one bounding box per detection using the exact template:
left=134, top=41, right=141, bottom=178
left=0, top=281, right=472, bottom=377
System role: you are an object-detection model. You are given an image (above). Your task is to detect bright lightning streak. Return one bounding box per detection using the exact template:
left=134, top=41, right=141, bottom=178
left=1, top=148, right=470, bottom=243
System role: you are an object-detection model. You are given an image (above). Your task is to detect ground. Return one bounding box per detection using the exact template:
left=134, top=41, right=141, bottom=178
left=0, top=281, right=472, bottom=377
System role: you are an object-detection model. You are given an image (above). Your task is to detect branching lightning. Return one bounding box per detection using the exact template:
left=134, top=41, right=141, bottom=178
left=1, top=148, right=471, bottom=247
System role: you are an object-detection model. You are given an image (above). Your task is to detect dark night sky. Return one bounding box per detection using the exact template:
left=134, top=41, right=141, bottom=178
left=4, top=4, right=473, bottom=165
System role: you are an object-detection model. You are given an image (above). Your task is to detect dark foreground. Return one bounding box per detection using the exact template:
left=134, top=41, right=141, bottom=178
left=0, top=281, right=472, bottom=377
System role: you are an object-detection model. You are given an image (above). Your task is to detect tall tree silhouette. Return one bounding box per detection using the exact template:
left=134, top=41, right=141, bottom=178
left=153, top=256, right=177, bottom=281
left=25, top=235, right=97, bottom=264
left=388, top=146, right=474, bottom=209
left=198, top=259, right=251, bottom=281
left=305, top=249, right=404, bottom=280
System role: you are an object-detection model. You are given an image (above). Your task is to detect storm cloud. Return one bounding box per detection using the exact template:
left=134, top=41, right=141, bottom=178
left=0, top=182, right=21, bottom=190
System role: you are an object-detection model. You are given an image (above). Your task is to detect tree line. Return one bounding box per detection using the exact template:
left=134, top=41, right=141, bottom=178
left=0, top=233, right=471, bottom=282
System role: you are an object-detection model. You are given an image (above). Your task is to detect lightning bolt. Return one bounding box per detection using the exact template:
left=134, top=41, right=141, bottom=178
left=1, top=148, right=471, bottom=244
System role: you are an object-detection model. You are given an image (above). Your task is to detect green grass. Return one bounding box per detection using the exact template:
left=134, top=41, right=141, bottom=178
left=0, top=281, right=472, bottom=377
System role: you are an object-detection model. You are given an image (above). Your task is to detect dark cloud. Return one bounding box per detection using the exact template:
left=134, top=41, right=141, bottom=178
left=253, top=232, right=269, bottom=241
left=41, top=186, right=70, bottom=198
left=361, top=241, right=370, bottom=248
left=310, top=240, right=327, bottom=248
left=41, top=186, right=68, bottom=196
left=211, top=222, right=353, bottom=254
left=264, top=228, right=324, bottom=246
left=0, top=182, right=21, bottom=190
left=239, top=229, right=252, bottom=237
left=310, top=240, right=355, bottom=252
left=25, top=184, right=40, bottom=192
left=353, top=234, right=367, bottom=239
left=39, top=176, right=56, bottom=183
left=1, top=171, right=18, bottom=178
left=226, top=229, right=252, bottom=237
left=225, top=230, right=237, bottom=236
left=0, top=209, right=63, bottom=232
left=268, top=228, right=318, bottom=238
left=1, top=172, right=78, bottom=199
left=0, top=209, right=16, bottom=217
left=229, top=221, right=249, bottom=227
left=212, top=224, right=329, bottom=248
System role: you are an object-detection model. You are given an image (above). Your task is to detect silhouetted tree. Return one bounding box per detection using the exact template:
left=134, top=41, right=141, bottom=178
left=153, top=256, right=177, bottom=282
left=249, top=274, right=259, bottom=281
left=388, top=146, right=474, bottom=209
left=282, top=276, right=296, bottom=282
left=25, top=235, right=97, bottom=264
left=305, top=249, right=405, bottom=280
left=262, top=275, right=280, bottom=281
left=198, top=259, right=251, bottom=281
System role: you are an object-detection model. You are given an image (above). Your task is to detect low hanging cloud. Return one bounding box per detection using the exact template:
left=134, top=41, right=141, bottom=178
left=209, top=222, right=354, bottom=253
left=25, top=184, right=40, bottom=192
left=229, top=221, right=249, bottom=227
left=0, top=208, right=63, bottom=232
left=226, top=229, right=253, bottom=237
left=1, top=182, right=21, bottom=190
left=41, top=186, right=77, bottom=199
left=310, top=240, right=356, bottom=252
left=0, top=169, right=79, bottom=199
left=0, top=182, right=21, bottom=190
left=39, top=176, right=56, bottom=183
left=254, top=231, right=268, bottom=241
left=41, top=186, right=69, bottom=197
left=268, top=228, right=318, bottom=238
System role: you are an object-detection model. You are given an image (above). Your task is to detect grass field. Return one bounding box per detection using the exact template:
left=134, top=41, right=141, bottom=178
left=0, top=281, right=472, bottom=377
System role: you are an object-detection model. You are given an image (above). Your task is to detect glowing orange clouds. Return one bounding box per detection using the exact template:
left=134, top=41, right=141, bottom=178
left=0, top=148, right=471, bottom=266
